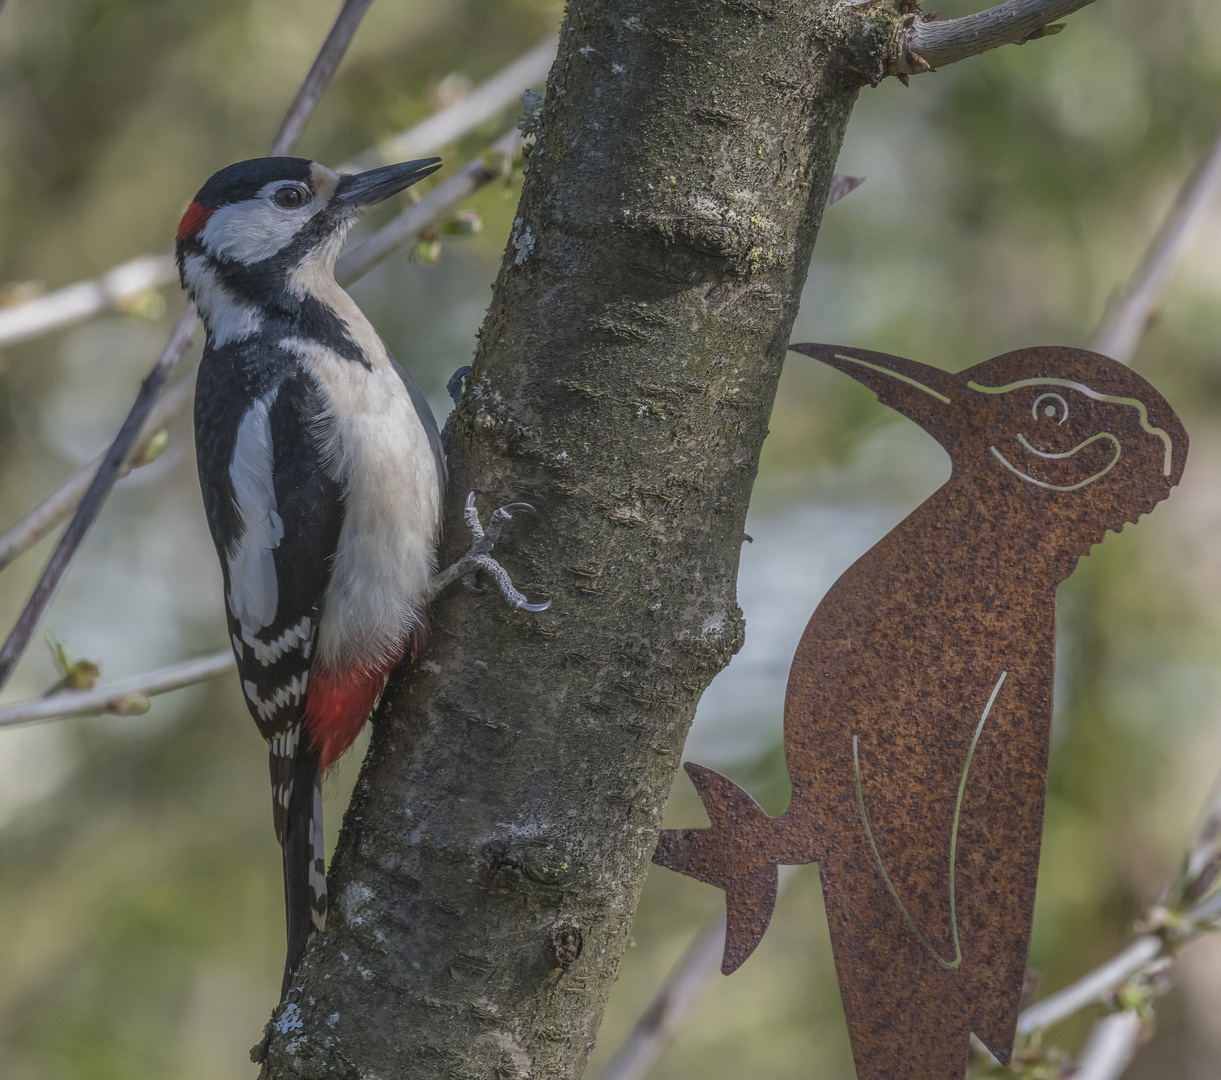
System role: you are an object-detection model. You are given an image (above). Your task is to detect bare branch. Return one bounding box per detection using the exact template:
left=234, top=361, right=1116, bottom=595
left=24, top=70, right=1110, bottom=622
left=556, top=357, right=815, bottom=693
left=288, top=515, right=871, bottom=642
left=341, top=36, right=556, bottom=172
left=1069, top=1011, right=1143, bottom=1080
left=0, top=376, right=195, bottom=573
left=1016, top=937, right=1161, bottom=1035
left=890, top=1, right=1100, bottom=76
left=268, top=0, right=376, bottom=157
left=600, top=917, right=727, bottom=1080
left=1092, top=125, right=1221, bottom=363
left=0, top=0, right=376, bottom=693
left=1016, top=840, right=1221, bottom=1038
left=337, top=128, right=520, bottom=282
left=599, top=870, right=797, bottom=1080
left=0, top=308, right=198, bottom=693
left=0, top=650, right=235, bottom=729
left=0, top=39, right=555, bottom=350
left=0, top=255, right=176, bottom=348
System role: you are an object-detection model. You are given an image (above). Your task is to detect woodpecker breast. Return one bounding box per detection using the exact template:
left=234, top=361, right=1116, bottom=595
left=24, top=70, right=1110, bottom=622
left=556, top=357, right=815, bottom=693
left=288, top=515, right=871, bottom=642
left=279, top=268, right=443, bottom=671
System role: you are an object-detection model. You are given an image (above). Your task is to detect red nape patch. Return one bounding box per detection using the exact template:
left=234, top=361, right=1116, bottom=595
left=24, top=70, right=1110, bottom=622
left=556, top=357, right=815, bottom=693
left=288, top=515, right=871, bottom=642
left=303, top=662, right=393, bottom=772
left=176, top=200, right=215, bottom=241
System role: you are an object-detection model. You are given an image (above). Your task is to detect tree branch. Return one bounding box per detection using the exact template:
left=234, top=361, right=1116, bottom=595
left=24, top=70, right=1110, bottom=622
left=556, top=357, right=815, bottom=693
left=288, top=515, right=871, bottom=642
left=1092, top=123, right=1221, bottom=364
left=0, top=376, right=194, bottom=573
left=600, top=868, right=798, bottom=1080
left=0, top=650, right=235, bottom=729
left=599, top=916, right=727, bottom=1080
left=0, top=0, right=376, bottom=693
left=890, top=0, right=1100, bottom=77
left=0, top=307, right=198, bottom=691
left=0, top=38, right=554, bottom=349
left=258, top=0, right=884, bottom=1073
left=342, top=36, right=555, bottom=172
left=1070, top=1011, right=1144, bottom=1080
left=1016, top=938, right=1161, bottom=1035
left=267, top=0, right=376, bottom=157
left=0, top=254, right=176, bottom=348
left=336, top=128, right=521, bottom=283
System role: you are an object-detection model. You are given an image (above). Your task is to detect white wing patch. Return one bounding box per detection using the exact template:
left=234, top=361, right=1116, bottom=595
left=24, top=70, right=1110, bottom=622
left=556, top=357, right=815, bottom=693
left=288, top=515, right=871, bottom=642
left=228, top=391, right=284, bottom=637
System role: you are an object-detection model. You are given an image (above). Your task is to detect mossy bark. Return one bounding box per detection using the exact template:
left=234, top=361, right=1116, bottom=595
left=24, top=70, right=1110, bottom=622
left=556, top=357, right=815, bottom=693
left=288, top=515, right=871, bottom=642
left=261, top=1, right=902, bottom=1076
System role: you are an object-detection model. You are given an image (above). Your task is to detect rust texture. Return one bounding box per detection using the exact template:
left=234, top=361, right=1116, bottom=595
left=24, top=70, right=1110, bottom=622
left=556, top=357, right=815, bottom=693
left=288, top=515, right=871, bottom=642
left=653, top=344, right=1188, bottom=1080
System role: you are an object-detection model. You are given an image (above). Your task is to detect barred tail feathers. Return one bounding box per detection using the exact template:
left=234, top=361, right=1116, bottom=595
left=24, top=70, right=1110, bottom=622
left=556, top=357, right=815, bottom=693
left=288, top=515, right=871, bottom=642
left=281, top=745, right=322, bottom=999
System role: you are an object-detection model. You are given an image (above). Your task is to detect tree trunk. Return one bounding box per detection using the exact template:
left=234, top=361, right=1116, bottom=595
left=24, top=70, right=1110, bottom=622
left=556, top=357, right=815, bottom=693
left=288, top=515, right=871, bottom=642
left=260, top=1, right=900, bottom=1076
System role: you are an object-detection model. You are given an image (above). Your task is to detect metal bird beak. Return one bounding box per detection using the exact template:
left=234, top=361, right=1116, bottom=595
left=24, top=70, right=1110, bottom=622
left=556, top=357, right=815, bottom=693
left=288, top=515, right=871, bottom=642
left=789, top=343, right=960, bottom=450
left=335, top=158, right=443, bottom=209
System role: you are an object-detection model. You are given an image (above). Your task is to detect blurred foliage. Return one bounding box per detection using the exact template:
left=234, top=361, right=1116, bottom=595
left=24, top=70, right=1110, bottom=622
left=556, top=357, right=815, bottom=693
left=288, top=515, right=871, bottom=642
left=1, top=0, right=1221, bottom=1078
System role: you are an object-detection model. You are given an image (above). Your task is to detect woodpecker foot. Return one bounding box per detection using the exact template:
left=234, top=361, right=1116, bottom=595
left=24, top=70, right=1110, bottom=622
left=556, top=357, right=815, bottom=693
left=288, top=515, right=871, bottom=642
left=431, top=492, right=550, bottom=612
left=447, top=366, right=471, bottom=407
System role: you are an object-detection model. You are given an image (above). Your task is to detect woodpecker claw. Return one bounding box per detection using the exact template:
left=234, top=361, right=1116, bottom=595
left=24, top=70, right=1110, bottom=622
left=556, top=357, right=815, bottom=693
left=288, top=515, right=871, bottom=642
left=447, top=366, right=471, bottom=407
left=432, top=493, right=550, bottom=612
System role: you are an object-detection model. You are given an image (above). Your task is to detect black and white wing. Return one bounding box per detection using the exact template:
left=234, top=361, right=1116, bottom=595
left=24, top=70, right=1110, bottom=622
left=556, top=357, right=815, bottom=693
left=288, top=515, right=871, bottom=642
left=194, top=355, right=344, bottom=839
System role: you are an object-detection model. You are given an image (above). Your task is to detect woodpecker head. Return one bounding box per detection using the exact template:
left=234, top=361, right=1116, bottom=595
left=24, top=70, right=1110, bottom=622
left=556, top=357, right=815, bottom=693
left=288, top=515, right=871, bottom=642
left=790, top=343, right=1187, bottom=553
left=176, top=156, right=440, bottom=342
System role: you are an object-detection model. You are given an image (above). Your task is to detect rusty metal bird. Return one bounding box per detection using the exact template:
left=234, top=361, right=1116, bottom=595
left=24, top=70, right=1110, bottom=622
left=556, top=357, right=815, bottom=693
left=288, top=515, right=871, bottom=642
left=653, top=344, right=1187, bottom=1080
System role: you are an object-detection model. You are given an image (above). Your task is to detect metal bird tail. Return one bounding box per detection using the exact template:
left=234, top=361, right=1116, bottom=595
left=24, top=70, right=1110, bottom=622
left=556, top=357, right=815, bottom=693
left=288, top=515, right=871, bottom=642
left=281, top=746, right=325, bottom=999
left=653, top=762, right=798, bottom=974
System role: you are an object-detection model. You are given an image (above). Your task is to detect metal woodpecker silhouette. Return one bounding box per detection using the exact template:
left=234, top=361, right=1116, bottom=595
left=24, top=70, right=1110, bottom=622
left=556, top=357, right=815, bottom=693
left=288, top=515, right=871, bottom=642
left=653, top=344, right=1188, bottom=1080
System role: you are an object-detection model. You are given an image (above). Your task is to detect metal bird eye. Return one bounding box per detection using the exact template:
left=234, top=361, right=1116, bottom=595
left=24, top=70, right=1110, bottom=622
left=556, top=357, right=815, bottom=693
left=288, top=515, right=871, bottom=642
left=272, top=185, right=307, bottom=209
left=1032, top=392, right=1068, bottom=425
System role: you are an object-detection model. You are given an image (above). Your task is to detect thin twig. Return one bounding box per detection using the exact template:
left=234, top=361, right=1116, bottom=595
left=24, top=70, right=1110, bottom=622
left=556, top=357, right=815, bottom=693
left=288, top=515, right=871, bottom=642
left=0, top=255, right=177, bottom=348
left=341, top=36, right=555, bottom=172
left=1016, top=937, right=1160, bottom=1035
left=1069, top=1011, right=1143, bottom=1080
left=0, top=38, right=555, bottom=350
left=599, top=916, right=728, bottom=1080
left=337, top=128, right=520, bottom=283
left=1091, top=125, right=1221, bottom=364
left=892, top=0, right=1100, bottom=76
left=0, top=377, right=195, bottom=572
left=0, top=650, right=235, bottom=729
left=268, top=0, right=376, bottom=157
left=0, top=309, right=198, bottom=690
left=598, top=868, right=798, bottom=1080
left=0, top=0, right=376, bottom=693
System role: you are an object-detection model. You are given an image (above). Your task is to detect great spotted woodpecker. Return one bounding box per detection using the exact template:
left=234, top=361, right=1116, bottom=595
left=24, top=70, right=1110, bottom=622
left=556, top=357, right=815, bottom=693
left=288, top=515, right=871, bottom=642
left=177, top=156, right=545, bottom=997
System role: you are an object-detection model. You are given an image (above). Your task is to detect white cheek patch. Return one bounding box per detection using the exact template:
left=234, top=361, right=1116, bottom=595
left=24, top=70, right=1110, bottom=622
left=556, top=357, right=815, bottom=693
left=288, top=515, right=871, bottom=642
left=198, top=179, right=327, bottom=264
left=228, top=389, right=284, bottom=635
left=181, top=253, right=263, bottom=346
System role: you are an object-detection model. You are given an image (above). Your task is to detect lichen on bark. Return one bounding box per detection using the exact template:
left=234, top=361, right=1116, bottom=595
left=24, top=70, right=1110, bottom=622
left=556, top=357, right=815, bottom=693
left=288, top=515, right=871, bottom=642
left=259, top=1, right=903, bottom=1077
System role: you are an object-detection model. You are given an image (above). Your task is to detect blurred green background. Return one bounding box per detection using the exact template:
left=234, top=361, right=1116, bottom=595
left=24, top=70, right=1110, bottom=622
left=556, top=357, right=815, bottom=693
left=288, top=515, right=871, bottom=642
left=1, top=1, right=1220, bottom=1077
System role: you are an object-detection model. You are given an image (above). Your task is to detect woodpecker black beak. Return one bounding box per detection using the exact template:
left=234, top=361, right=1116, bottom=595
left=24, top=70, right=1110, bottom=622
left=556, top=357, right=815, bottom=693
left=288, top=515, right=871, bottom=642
left=789, top=343, right=960, bottom=449
left=335, top=158, right=443, bottom=209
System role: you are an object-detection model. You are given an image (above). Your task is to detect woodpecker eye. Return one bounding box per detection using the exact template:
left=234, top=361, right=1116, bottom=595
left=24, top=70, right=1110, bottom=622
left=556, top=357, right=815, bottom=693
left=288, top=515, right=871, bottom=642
left=1033, top=392, right=1069, bottom=425
left=272, top=186, right=307, bottom=209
